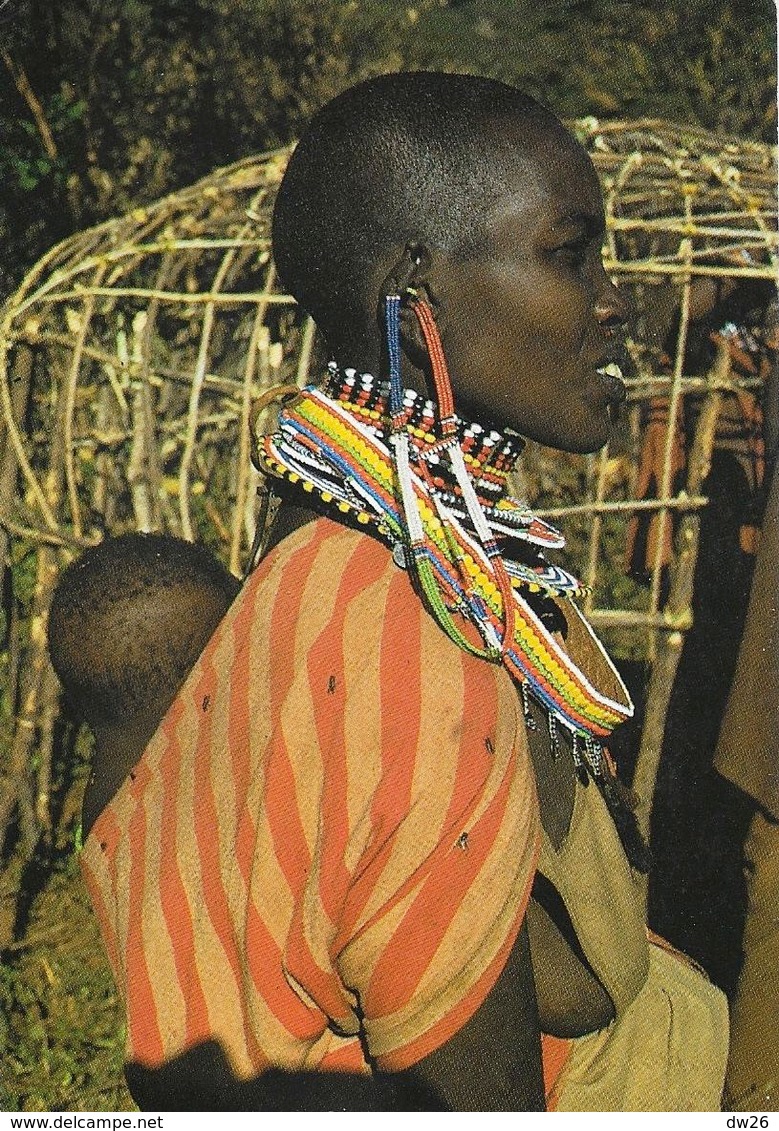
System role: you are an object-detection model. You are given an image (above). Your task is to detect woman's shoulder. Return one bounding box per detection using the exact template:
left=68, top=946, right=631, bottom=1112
left=246, top=517, right=510, bottom=694
left=245, top=517, right=408, bottom=629
left=249, top=517, right=393, bottom=600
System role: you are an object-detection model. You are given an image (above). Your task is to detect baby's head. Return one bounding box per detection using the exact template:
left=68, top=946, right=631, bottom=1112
left=48, top=533, right=240, bottom=738
left=273, top=71, right=628, bottom=454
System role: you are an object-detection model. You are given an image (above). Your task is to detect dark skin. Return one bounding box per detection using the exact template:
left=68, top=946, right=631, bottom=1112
left=333, top=119, right=629, bottom=453
left=79, top=584, right=237, bottom=837
left=83, top=715, right=159, bottom=838
left=109, top=115, right=627, bottom=1113
left=257, top=116, right=626, bottom=1109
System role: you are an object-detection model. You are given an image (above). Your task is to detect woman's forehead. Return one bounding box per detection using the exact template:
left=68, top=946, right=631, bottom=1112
left=481, top=131, right=604, bottom=235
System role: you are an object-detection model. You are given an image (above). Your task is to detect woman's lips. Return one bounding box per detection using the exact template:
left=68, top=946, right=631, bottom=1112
left=596, top=362, right=626, bottom=422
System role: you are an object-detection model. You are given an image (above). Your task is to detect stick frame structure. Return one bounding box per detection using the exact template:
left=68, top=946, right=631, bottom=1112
left=0, top=121, right=775, bottom=901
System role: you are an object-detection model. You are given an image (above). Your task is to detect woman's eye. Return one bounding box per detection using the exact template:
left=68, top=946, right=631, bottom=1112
left=553, top=238, right=590, bottom=268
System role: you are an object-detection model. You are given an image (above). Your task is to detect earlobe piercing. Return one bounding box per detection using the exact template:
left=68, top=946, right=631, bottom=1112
left=406, top=240, right=423, bottom=268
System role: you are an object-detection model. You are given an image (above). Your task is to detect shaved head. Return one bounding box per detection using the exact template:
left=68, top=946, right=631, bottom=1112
left=272, top=71, right=573, bottom=353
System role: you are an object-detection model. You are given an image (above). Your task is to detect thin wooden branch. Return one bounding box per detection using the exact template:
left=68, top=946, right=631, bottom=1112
left=0, top=48, right=58, bottom=161
left=127, top=356, right=154, bottom=531
left=35, top=666, right=61, bottom=840
left=536, top=494, right=709, bottom=519
left=178, top=265, right=235, bottom=538
left=62, top=269, right=106, bottom=539
left=605, top=261, right=776, bottom=280
left=649, top=200, right=694, bottom=621
left=178, top=185, right=274, bottom=539
left=633, top=341, right=731, bottom=839
left=31, top=287, right=295, bottom=306
left=0, top=344, right=34, bottom=599
left=132, top=256, right=178, bottom=532
left=296, top=317, right=317, bottom=386
left=0, top=316, right=59, bottom=531
left=105, top=237, right=269, bottom=256
left=0, top=513, right=96, bottom=549
left=609, top=217, right=778, bottom=242
left=0, top=547, right=59, bottom=854
left=587, top=609, right=690, bottom=629
left=230, top=269, right=275, bottom=575
left=623, top=374, right=763, bottom=394
left=10, top=331, right=259, bottom=397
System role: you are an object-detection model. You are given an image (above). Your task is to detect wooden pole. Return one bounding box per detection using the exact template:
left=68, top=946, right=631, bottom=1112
left=633, top=341, right=731, bottom=838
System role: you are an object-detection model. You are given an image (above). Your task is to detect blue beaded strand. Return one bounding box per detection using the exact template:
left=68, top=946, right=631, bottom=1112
left=384, top=294, right=404, bottom=428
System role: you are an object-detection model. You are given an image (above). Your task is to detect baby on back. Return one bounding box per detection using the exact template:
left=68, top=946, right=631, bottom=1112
left=47, top=533, right=240, bottom=837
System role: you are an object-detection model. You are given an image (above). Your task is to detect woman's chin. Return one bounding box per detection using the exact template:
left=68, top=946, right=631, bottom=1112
left=526, top=415, right=612, bottom=455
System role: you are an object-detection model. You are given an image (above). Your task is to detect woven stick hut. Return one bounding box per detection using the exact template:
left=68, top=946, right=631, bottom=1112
left=0, top=121, right=776, bottom=912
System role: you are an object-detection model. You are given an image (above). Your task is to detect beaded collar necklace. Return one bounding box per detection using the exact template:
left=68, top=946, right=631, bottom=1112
left=258, top=294, right=633, bottom=780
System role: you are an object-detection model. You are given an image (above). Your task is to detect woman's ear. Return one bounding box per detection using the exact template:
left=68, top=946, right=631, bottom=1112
left=380, top=240, right=433, bottom=296
left=378, top=241, right=441, bottom=359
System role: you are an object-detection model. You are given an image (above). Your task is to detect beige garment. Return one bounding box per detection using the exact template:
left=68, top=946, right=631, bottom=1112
left=550, top=943, right=729, bottom=1111
left=538, top=778, right=729, bottom=1110
left=715, top=464, right=779, bottom=820
left=715, top=463, right=779, bottom=1110
left=536, top=778, right=649, bottom=1019
left=724, top=809, right=779, bottom=1112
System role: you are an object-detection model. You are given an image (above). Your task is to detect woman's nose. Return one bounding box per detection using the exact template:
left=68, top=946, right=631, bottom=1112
left=595, top=277, right=632, bottom=329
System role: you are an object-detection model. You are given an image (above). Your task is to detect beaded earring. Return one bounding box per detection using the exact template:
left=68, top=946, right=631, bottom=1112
left=384, top=289, right=517, bottom=658
left=253, top=309, right=646, bottom=867
left=256, top=305, right=633, bottom=747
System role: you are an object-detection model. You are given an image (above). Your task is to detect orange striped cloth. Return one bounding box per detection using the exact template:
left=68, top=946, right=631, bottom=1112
left=81, top=517, right=541, bottom=1080
left=625, top=388, right=765, bottom=577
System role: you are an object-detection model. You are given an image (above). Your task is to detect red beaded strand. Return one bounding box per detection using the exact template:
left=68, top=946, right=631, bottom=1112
left=406, top=293, right=517, bottom=657
left=409, top=295, right=458, bottom=437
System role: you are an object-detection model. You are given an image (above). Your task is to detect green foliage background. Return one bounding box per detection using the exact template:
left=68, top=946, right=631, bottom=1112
left=0, top=0, right=775, bottom=1111
left=1, top=0, right=776, bottom=298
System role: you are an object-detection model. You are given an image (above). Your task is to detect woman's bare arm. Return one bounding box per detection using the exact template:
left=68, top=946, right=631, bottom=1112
left=397, top=921, right=545, bottom=1111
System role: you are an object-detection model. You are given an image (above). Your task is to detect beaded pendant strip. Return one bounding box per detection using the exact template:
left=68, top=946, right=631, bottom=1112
left=257, top=295, right=633, bottom=774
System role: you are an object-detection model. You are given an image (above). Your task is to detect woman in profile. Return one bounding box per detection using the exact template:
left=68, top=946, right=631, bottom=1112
left=73, top=71, right=728, bottom=1111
